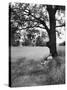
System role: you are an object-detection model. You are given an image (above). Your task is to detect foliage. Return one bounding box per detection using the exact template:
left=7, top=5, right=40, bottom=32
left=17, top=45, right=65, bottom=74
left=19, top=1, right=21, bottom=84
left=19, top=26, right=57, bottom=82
left=9, top=3, right=65, bottom=46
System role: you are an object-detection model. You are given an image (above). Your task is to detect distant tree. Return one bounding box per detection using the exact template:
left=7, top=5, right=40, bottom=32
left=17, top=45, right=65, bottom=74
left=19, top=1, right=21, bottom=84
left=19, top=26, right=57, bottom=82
left=10, top=3, right=65, bottom=57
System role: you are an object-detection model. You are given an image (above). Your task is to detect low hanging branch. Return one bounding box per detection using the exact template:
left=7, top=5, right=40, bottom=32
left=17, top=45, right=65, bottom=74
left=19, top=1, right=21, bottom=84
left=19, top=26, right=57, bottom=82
left=56, top=23, right=65, bottom=27
left=23, top=9, right=50, bottom=32
left=17, top=23, right=45, bottom=30
left=11, top=8, right=50, bottom=33
left=11, top=5, right=65, bottom=37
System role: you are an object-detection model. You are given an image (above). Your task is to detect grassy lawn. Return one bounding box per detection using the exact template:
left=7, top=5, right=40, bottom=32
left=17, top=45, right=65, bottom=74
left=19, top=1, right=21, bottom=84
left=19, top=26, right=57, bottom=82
left=11, top=47, right=50, bottom=62
left=10, top=46, right=65, bottom=87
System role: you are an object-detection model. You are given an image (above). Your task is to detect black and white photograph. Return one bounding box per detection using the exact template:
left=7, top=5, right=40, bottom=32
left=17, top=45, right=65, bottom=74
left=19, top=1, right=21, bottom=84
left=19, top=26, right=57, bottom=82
left=9, top=2, right=65, bottom=87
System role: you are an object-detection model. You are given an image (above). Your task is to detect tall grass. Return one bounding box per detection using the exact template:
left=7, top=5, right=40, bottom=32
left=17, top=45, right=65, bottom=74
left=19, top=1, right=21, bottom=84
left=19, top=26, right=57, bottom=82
left=11, top=46, right=65, bottom=87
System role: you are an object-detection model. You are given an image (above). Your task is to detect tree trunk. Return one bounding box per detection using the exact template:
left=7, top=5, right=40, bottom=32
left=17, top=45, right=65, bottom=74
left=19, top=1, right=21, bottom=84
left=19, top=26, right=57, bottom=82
left=47, top=8, right=58, bottom=57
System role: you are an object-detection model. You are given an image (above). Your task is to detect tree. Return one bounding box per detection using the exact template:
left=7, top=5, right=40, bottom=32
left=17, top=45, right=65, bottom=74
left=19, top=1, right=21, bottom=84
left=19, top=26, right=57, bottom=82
left=46, top=6, right=65, bottom=57
left=10, top=3, right=65, bottom=57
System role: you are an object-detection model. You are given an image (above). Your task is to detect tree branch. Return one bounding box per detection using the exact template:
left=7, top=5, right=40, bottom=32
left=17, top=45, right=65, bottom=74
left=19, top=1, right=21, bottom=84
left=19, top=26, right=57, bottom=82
left=56, top=23, right=65, bottom=27
left=23, top=9, right=50, bottom=32
left=18, top=24, right=45, bottom=30
left=55, top=6, right=65, bottom=11
left=11, top=6, right=50, bottom=33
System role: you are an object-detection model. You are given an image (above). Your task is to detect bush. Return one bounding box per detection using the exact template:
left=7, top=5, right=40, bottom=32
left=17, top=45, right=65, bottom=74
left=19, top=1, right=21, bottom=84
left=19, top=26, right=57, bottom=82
left=22, top=39, right=31, bottom=46
left=36, top=36, right=46, bottom=46
left=36, top=36, right=42, bottom=46
left=11, top=40, right=19, bottom=46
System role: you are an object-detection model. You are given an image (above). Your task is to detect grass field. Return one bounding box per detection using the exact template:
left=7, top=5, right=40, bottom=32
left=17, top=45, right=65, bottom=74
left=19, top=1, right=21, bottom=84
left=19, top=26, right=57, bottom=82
left=10, top=46, right=65, bottom=87
left=11, top=47, right=50, bottom=62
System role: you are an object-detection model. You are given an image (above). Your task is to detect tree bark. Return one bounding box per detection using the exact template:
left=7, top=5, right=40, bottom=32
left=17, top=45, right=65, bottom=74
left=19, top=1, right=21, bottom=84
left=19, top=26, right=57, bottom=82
left=47, top=7, right=58, bottom=57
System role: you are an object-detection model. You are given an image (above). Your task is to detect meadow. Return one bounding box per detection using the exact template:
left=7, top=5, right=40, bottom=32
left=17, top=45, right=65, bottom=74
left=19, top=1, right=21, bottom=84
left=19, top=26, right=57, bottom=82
left=10, top=46, right=65, bottom=87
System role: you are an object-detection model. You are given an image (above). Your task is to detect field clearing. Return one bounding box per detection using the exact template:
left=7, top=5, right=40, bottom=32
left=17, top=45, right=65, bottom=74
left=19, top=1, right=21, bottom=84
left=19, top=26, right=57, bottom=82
left=11, top=46, right=65, bottom=62
left=11, top=46, right=50, bottom=62
left=10, top=46, right=65, bottom=87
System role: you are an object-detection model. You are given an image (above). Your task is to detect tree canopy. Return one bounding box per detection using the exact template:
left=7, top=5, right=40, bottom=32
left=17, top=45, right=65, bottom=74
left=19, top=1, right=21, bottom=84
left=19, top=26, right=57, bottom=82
left=9, top=3, right=65, bottom=49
